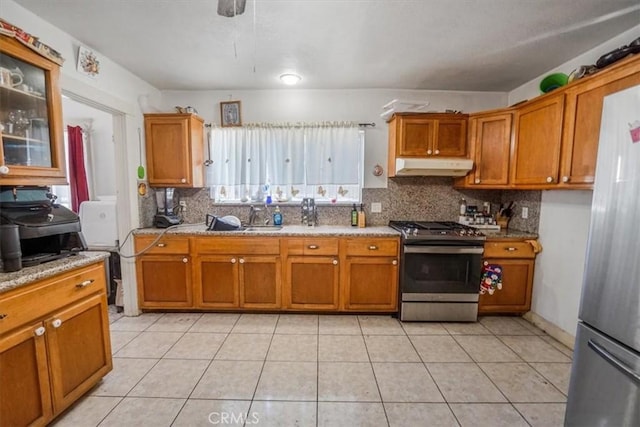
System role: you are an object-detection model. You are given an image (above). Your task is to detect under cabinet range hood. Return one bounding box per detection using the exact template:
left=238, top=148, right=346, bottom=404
left=394, top=158, right=473, bottom=176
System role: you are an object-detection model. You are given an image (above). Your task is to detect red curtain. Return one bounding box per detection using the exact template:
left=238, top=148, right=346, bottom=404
left=68, top=125, right=89, bottom=212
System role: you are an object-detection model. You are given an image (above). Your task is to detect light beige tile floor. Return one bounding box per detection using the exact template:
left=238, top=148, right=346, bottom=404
left=53, top=312, right=572, bottom=426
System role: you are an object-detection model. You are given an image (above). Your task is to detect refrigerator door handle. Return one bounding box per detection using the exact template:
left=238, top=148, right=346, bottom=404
left=588, top=339, right=640, bottom=384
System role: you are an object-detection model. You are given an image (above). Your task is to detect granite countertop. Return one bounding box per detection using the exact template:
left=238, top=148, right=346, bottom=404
left=134, top=224, right=402, bottom=237
left=483, top=229, right=539, bottom=240
left=0, top=251, right=111, bottom=295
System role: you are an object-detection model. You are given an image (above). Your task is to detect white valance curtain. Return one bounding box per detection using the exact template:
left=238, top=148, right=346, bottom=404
left=207, top=122, right=362, bottom=203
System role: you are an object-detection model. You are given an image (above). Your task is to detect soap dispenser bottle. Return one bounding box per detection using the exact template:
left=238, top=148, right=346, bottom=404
left=273, top=206, right=283, bottom=226
left=351, top=204, right=358, bottom=226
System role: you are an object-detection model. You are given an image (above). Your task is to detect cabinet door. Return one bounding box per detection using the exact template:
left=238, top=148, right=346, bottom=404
left=239, top=256, right=281, bottom=309
left=471, top=113, right=512, bottom=186
left=0, top=36, right=65, bottom=185
left=398, top=117, right=436, bottom=156
left=343, top=257, right=398, bottom=311
left=435, top=118, right=467, bottom=157
left=560, top=72, right=640, bottom=187
left=144, top=114, right=204, bottom=188
left=46, top=294, right=112, bottom=414
left=284, top=256, right=340, bottom=310
left=196, top=255, right=240, bottom=308
left=478, top=259, right=534, bottom=314
left=512, top=93, right=564, bottom=185
left=137, top=255, right=192, bottom=308
left=0, top=322, right=52, bottom=427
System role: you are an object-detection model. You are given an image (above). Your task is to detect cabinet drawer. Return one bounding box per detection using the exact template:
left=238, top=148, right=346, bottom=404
left=344, top=238, right=399, bottom=256
left=196, top=237, right=279, bottom=255
left=286, top=238, right=339, bottom=256
left=0, top=262, right=106, bottom=335
left=484, top=241, right=535, bottom=259
left=134, top=236, right=190, bottom=255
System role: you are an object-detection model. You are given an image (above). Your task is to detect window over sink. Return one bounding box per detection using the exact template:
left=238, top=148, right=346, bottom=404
left=207, top=122, right=364, bottom=204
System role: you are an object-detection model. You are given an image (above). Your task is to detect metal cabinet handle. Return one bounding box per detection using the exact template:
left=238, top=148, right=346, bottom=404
left=182, top=258, right=188, bottom=263
left=76, top=279, right=94, bottom=288
left=34, top=326, right=46, bottom=336
left=157, top=243, right=166, bottom=247
left=505, top=247, right=518, bottom=251
left=332, top=259, right=338, bottom=265
left=588, top=339, right=640, bottom=383
left=52, top=319, right=62, bottom=328
left=239, top=258, right=245, bottom=264
left=562, top=176, right=569, bottom=183
left=475, top=178, right=481, bottom=184
left=0, top=165, right=9, bottom=175
left=427, top=149, right=433, bottom=155
left=181, top=178, right=187, bottom=183
left=0, top=313, right=7, bottom=320
left=434, top=149, right=440, bottom=155
left=308, top=245, right=319, bottom=250
left=546, top=176, right=553, bottom=183
left=368, top=245, right=378, bottom=250
left=392, top=260, right=398, bottom=265
left=231, top=258, right=237, bottom=264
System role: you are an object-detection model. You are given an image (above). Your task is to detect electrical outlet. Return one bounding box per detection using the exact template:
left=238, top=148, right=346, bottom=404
left=522, top=207, right=528, bottom=219
left=179, top=201, right=187, bottom=211
left=371, top=202, right=382, bottom=213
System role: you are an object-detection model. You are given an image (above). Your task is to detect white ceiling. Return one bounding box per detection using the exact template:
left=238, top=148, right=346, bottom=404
left=15, top=0, right=640, bottom=91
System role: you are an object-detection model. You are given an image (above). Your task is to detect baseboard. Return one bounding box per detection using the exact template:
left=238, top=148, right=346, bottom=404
left=523, top=311, right=576, bottom=350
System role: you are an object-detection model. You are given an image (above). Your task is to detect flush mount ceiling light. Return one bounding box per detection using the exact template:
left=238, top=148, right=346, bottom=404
left=217, top=0, right=246, bottom=17
left=280, top=73, right=302, bottom=85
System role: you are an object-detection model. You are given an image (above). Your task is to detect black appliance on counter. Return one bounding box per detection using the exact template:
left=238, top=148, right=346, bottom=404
left=388, top=221, right=485, bottom=322
left=0, top=186, right=87, bottom=269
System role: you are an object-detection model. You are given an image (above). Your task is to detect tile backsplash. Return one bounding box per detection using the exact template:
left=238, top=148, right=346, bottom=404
left=139, top=178, right=541, bottom=233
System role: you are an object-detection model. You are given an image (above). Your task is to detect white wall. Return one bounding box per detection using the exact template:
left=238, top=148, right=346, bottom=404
left=161, top=89, right=506, bottom=188
left=3, top=0, right=161, bottom=315
left=508, top=25, right=640, bottom=337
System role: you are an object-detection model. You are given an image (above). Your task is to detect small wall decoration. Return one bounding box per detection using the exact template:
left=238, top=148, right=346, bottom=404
left=77, top=46, right=100, bottom=78
left=220, top=100, right=242, bottom=127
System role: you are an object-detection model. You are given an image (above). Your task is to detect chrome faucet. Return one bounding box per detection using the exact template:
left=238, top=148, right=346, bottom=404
left=248, top=205, right=260, bottom=225
left=248, top=204, right=271, bottom=226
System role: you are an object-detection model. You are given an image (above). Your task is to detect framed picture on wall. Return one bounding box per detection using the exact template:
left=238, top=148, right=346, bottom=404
left=220, top=100, right=242, bottom=127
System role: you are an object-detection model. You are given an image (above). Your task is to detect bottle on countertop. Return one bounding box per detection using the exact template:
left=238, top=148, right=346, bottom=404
left=273, top=206, right=283, bottom=226
left=351, top=203, right=358, bottom=226
left=358, top=203, right=366, bottom=228
left=459, top=198, right=467, bottom=215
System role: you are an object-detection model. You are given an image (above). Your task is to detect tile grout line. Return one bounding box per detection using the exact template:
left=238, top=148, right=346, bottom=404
left=358, top=315, right=391, bottom=427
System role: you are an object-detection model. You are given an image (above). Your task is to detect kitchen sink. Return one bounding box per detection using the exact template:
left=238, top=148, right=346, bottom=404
left=242, top=225, right=283, bottom=232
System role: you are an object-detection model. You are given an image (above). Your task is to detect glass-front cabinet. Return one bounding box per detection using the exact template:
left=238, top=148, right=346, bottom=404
left=0, top=35, right=66, bottom=185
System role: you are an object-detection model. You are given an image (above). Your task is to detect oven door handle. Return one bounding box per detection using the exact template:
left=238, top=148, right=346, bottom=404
left=403, top=246, right=484, bottom=254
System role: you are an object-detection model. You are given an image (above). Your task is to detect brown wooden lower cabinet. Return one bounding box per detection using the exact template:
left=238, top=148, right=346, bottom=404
left=0, top=321, right=52, bottom=427
left=137, top=255, right=192, bottom=308
left=343, top=256, right=398, bottom=311
left=194, top=254, right=281, bottom=309
left=284, top=256, right=340, bottom=310
left=0, top=261, right=112, bottom=427
left=137, top=235, right=400, bottom=313
left=478, top=239, right=538, bottom=314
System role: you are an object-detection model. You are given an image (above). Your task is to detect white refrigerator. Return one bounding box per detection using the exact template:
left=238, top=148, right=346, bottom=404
left=565, top=85, right=640, bottom=425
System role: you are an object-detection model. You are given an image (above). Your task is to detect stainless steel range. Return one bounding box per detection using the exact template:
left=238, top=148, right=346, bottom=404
left=388, top=221, right=485, bottom=322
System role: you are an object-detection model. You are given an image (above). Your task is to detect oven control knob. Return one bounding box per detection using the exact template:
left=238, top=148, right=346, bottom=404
left=459, top=229, right=466, bottom=235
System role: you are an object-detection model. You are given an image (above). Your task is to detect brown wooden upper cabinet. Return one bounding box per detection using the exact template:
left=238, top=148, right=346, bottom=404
left=0, top=35, right=66, bottom=186
left=511, top=92, right=564, bottom=186
left=559, top=57, right=640, bottom=188
left=144, top=113, right=204, bottom=187
left=388, top=113, right=468, bottom=177
left=457, top=110, right=513, bottom=188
